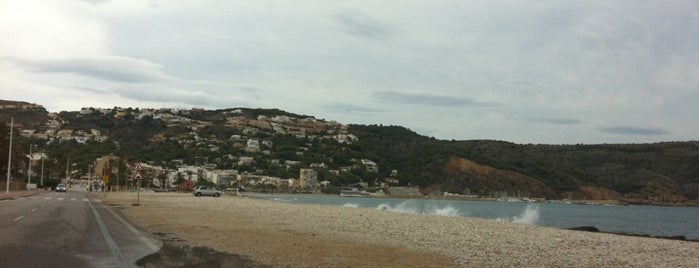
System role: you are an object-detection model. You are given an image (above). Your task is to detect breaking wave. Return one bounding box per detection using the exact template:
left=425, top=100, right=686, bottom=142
left=271, top=197, right=297, bottom=202
left=498, top=204, right=540, bottom=225
left=375, top=201, right=460, bottom=217
left=429, top=205, right=461, bottom=217
left=342, top=203, right=359, bottom=208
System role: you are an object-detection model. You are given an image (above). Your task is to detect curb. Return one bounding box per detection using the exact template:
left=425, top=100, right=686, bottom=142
left=0, top=191, right=41, bottom=201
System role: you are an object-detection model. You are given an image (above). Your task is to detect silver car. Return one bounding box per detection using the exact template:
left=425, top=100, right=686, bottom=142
left=193, top=186, right=223, bottom=197
left=56, top=183, right=67, bottom=192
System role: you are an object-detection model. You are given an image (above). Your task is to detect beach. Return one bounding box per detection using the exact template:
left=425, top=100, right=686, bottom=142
left=100, top=192, right=699, bottom=267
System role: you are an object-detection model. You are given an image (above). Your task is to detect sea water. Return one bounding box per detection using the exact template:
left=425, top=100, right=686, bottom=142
left=250, top=194, right=699, bottom=240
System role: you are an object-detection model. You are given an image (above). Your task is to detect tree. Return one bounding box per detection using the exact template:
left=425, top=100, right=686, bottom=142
left=194, top=179, right=215, bottom=188
left=174, top=172, right=185, bottom=190
left=157, top=171, right=168, bottom=189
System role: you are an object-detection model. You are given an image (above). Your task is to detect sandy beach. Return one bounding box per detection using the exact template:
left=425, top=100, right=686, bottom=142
left=100, top=192, right=699, bottom=267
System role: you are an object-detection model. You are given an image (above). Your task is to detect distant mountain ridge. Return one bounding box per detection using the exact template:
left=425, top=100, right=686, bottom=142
left=2, top=99, right=698, bottom=205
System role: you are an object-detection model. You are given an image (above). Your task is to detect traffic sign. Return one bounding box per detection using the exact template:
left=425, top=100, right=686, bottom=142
left=134, top=172, right=143, bottom=180
left=135, top=162, right=142, bottom=171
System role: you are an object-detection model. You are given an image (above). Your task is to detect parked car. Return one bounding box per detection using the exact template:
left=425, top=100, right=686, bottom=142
left=193, top=186, right=223, bottom=197
left=56, top=183, right=67, bottom=192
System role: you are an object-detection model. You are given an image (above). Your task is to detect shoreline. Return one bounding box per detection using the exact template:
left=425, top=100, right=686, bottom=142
left=239, top=190, right=699, bottom=207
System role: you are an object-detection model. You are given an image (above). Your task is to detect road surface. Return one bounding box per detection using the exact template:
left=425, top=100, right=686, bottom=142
left=0, top=190, right=161, bottom=267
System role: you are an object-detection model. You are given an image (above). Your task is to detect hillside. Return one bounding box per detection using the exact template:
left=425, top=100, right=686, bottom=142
left=1, top=100, right=698, bottom=205
left=348, top=125, right=699, bottom=204
left=0, top=100, right=49, bottom=129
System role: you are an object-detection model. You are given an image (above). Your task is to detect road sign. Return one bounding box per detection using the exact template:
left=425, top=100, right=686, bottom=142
left=135, top=162, right=142, bottom=171
left=134, top=172, right=143, bottom=180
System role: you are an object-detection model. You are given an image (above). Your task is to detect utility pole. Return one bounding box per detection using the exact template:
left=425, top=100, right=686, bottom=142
left=116, top=165, right=120, bottom=191
left=6, top=117, right=14, bottom=193
left=89, top=164, right=92, bottom=192
left=27, top=144, right=33, bottom=186
left=40, top=150, right=45, bottom=187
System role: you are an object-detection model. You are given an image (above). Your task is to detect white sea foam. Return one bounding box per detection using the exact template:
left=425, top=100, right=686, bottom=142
left=342, top=203, right=359, bottom=208
left=428, top=205, right=460, bottom=217
left=271, top=197, right=297, bottom=202
left=498, top=204, right=540, bottom=224
left=376, top=202, right=418, bottom=214
left=375, top=201, right=460, bottom=217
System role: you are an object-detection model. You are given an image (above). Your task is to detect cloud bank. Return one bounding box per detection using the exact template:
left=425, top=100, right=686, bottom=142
left=1, top=0, right=697, bottom=144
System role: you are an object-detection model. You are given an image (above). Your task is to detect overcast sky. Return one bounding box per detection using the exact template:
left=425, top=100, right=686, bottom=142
left=1, top=1, right=698, bottom=144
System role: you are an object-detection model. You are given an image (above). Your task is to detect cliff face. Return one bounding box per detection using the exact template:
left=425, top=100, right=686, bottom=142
left=443, top=157, right=556, bottom=198
left=566, top=186, right=622, bottom=200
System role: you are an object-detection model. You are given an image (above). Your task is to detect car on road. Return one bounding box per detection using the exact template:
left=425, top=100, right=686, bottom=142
left=56, top=183, right=67, bottom=192
left=193, top=186, right=223, bottom=197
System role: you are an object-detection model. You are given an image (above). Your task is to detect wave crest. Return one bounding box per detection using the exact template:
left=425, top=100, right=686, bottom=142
left=375, top=201, right=460, bottom=217
left=498, top=204, right=540, bottom=225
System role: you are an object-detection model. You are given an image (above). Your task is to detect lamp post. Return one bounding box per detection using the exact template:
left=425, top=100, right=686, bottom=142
left=89, top=164, right=92, bottom=192
left=27, top=144, right=33, bottom=186
left=5, top=117, right=14, bottom=193
left=40, top=150, right=45, bottom=187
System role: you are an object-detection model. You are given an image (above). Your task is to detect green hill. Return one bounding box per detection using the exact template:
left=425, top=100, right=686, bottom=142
left=2, top=100, right=698, bottom=205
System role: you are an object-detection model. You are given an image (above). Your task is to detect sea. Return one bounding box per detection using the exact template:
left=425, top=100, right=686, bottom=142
left=248, top=194, right=699, bottom=240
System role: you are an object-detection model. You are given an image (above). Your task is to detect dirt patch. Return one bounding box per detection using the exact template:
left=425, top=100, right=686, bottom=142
left=137, top=239, right=270, bottom=268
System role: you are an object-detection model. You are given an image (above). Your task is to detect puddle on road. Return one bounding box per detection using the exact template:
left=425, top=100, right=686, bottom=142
left=137, top=233, right=272, bottom=268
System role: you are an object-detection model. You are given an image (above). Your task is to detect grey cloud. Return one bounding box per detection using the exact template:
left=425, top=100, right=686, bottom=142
left=115, top=85, right=250, bottom=107
left=12, top=56, right=171, bottom=83
left=334, top=9, right=393, bottom=39
left=77, top=0, right=109, bottom=4
left=599, top=126, right=669, bottom=136
left=533, top=118, right=583, bottom=125
left=322, top=102, right=384, bottom=113
left=513, top=81, right=535, bottom=87
left=374, top=91, right=497, bottom=107
left=74, top=86, right=111, bottom=94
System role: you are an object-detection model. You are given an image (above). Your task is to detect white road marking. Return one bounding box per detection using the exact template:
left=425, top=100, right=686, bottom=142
left=58, top=198, right=65, bottom=201
left=70, top=198, right=77, bottom=201
left=94, top=199, right=101, bottom=202
left=44, top=197, right=52, bottom=200
left=83, top=199, right=89, bottom=202
left=98, top=201, right=161, bottom=251
left=31, top=208, right=37, bottom=212
left=41, top=203, right=46, bottom=207
left=87, top=199, right=128, bottom=267
left=13, top=216, right=24, bottom=222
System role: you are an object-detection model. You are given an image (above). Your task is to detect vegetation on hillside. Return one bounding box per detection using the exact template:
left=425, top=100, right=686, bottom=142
left=2, top=100, right=698, bottom=205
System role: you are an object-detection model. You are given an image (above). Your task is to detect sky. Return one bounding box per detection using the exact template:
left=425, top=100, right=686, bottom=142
left=1, top=0, right=698, bottom=144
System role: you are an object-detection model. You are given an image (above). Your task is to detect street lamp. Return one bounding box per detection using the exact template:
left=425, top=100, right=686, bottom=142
left=5, top=117, right=14, bottom=194
left=27, top=144, right=33, bottom=187
left=89, top=163, right=93, bottom=192
left=40, top=150, right=45, bottom=187
left=70, top=163, right=76, bottom=187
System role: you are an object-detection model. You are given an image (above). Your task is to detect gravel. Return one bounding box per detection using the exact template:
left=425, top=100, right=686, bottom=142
left=103, top=192, right=699, bottom=267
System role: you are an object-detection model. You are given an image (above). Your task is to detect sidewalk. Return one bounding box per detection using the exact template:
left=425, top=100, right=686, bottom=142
left=0, top=190, right=41, bottom=200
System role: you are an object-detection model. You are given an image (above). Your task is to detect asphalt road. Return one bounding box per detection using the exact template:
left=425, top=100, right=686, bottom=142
left=0, top=190, right=161, bottom=267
